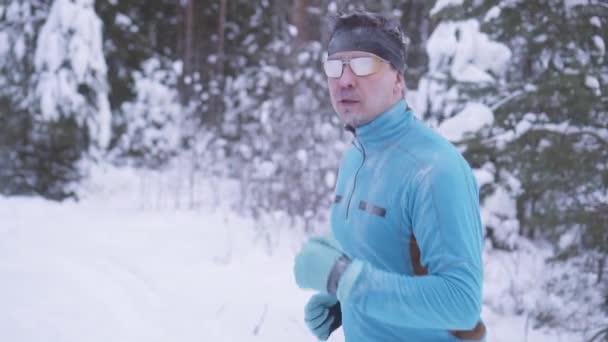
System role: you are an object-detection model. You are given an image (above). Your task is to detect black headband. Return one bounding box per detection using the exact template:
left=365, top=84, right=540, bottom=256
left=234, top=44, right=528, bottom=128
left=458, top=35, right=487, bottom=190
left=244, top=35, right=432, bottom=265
left=327, top=26, right=406, bottom=74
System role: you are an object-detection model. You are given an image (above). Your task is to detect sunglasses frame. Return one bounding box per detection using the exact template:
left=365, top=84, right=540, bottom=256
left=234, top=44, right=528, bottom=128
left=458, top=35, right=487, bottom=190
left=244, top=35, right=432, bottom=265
left=323, top=55, right=390, bottom=78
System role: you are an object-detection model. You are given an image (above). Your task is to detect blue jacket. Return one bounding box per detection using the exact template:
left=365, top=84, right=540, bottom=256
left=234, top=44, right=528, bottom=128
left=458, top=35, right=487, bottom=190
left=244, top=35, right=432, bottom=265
left=331, top=100, right=485, bottom=341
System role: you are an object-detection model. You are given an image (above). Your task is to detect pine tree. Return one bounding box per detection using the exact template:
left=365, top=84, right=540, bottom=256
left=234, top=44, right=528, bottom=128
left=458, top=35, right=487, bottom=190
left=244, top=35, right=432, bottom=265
left=94, top=0, right=179, bottom=150
left=0, top=0, right=114, bottom=199
left=35, top=0, right=111, bottom=151
left=95, top=0, right=184, bottom=166
left=429, top=0, right=608, bottom=336
left=0, top=0, right=52, bottom=197
left=456, top=0, right=606, bottom=265
left=18, top=0, right=110, bottom=199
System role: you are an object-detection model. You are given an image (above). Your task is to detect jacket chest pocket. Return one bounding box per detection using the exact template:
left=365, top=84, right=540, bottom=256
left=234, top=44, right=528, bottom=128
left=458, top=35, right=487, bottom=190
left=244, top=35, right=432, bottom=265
left=358, top=200, right=387, bottom=217
left=353, top=198, right=388, bottom=222
left=350, top=198, right=395, bottom=242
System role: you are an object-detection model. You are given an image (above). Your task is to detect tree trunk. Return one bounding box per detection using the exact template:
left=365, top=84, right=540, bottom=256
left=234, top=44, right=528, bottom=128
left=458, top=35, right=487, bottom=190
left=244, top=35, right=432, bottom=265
left=181, top=0, right=194, bottom=104
left=217, top=0, right=227, bottom=76
left=293, top=0, right=310, bottom=47
left=202, top=0, right=228, bottom=127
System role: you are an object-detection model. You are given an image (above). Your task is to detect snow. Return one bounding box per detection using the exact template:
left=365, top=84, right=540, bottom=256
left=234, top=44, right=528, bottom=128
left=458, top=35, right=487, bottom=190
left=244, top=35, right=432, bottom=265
left=430, top=0, right=464, bottom=16
left=564, top=0, right=589, bottom=11
left=438, top=102, right=494, bottom=142
left=257, top=160, right=277, bottom=178
left=482, top=244, right=580, bottom=342
left=296, top=149, right=308, bottom=164
left=324, top=170, right=336, bottom=189
left=473, top=163, right=495, bottom=188
left=492, top=117, right=608, bottom=150
left=13, top=35, right=26, bottom=59
left=297, top=52, right=310, bottom=65
left=115, top=13, right=132, bottom=27
left=172, top=60, right=183, bottom=75
left=0, top=167, right=323, bottom=342
left=558, top=228, right=580, bottom=250
left=288, top=25, right=298, bottom=37
left=1, top=1, right=601, bottom=340
left=481, top=184, right=519, bottom=248
left=592, top=35, right=605, bottom=56
left=5, top=1, right=22, bottom=21
left=426, top=20, right=511, bottom=83
left=585, top=75, right=601, bottom=95
left=484, top=6, right=501, bottom=22
left=426, top=23, right=457, bottom=72
left=0, top=199, right=310, bottom=342
left=0, top=32, right=8, bottom=57
left=328, top=2, right=338, bottom=14
left=0, top=165, right=586, bottom=342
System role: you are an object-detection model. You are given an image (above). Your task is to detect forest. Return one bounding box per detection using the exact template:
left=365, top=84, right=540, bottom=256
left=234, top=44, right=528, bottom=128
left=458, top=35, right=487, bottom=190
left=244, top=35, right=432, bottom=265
left=0, top=0, right=606, bottom=341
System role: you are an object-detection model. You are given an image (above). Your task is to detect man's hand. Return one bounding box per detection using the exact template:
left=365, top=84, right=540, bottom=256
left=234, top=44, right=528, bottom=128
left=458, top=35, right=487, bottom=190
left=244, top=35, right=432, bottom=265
left=304, top=293, right=342, bottom=341
left=293, top=235, right=347, bottom=293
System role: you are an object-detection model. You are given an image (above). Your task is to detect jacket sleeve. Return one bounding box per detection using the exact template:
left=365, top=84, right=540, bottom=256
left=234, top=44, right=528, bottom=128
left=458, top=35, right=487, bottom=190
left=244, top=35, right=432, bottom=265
left=338, top=156, right=484, bottom=330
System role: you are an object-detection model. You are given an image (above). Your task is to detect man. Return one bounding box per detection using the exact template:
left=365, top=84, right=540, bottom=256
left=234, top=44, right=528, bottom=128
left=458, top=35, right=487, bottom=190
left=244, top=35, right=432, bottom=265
left=293, top=11, right=487, bottom=342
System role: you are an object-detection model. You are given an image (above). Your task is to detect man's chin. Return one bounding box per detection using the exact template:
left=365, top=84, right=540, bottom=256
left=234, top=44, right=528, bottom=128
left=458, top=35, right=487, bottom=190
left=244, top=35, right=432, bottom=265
left=338, top=113, right=362, bottom=128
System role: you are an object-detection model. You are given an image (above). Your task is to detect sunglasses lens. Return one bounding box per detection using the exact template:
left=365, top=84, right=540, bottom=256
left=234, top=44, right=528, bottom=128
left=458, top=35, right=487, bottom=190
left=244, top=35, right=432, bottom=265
left=324, top=60, right=343, bottom=78
left=350, top=57, right=379, bottom=76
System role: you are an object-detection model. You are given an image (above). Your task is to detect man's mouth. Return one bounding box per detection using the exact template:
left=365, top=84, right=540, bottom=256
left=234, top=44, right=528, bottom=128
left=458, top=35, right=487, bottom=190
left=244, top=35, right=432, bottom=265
left=340, top=99, right=359, bottom=105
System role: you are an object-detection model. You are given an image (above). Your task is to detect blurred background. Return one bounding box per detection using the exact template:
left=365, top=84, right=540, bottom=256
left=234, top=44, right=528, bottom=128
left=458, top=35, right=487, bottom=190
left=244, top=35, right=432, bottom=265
left=0, top=0, right=606, bottom=341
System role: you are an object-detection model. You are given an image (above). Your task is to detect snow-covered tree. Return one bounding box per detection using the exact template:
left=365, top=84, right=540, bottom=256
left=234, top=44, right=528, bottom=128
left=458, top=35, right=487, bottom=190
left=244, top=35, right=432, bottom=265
left=416, top=13, right=516, bottom=247
left=35, top=0, right=111, bottom=152
left=426, top=0, right=608, bottom=338
left=219, top=1, right=346, bottom=230
left=0, top=0, right=113, bottom=200
left=223, top=41, right=345, bottom=228
left=0, top=1, right=47, bottom=108
left=114, top=58, right=181, bottom=169
left=0, top=0, right=52, bottom=197
left=6, top=0, right=110, bottom=200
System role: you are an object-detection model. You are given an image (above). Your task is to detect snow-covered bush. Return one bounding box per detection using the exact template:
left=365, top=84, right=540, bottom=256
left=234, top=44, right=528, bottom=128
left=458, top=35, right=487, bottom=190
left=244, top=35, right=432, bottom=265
left=222, top=40, right=347, bottom=232
left=113, top=58, right=181, bottom=169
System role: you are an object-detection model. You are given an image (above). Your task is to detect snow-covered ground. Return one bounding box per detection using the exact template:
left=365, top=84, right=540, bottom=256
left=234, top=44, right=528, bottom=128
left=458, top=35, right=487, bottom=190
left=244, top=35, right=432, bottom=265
left=0, top=166, right=582, bottom=342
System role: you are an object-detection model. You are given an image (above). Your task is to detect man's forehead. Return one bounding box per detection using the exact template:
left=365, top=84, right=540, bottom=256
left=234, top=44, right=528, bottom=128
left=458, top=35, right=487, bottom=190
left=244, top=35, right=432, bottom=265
left=327, top=50, right=378, bottom=59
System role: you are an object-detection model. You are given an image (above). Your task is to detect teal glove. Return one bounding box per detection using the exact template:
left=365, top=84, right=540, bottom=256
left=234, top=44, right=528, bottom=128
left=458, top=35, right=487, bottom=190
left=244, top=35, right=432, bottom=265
left=294, top=235, right=347, bottom=293
left=304, top=293, right=342, bottom=341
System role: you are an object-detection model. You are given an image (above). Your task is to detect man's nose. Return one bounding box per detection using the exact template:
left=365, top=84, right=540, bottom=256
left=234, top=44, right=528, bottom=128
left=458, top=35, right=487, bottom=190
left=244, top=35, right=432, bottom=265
left=338, top=64, right=357, bottom=88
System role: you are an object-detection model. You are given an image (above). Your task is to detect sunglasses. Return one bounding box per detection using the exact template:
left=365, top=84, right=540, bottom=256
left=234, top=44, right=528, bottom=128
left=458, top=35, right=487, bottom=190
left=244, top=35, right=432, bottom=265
left=323, top=56, right=389, bottom=78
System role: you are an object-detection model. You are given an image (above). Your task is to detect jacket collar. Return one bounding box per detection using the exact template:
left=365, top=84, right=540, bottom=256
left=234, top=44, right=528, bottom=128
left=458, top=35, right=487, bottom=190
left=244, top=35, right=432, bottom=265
left=353, top=99, right=413, bottom=149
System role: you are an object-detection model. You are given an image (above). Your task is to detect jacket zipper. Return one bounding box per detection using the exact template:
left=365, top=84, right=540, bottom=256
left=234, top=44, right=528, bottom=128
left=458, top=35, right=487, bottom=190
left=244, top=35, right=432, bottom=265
left=346, top=136, right=366, bottom=219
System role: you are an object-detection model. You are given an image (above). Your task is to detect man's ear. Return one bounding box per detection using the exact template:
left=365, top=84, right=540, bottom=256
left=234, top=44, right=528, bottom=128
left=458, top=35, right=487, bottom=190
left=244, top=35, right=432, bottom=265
left=394, top=72, right=405, bottom=97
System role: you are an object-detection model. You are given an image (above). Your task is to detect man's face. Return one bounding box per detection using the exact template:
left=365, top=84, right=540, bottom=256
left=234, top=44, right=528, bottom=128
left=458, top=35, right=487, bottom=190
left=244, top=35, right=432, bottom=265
left=326, top=50, right=404, bottom=128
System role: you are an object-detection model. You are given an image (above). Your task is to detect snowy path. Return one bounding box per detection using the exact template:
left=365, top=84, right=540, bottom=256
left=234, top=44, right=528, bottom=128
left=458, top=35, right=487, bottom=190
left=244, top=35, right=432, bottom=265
left=0, top=196, right=576, bottom=342
left=0, top=197, right=333, bottom=342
